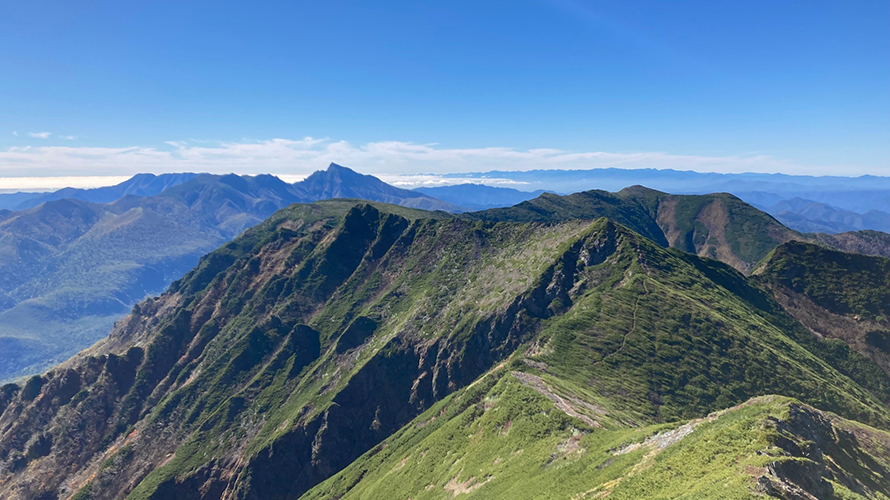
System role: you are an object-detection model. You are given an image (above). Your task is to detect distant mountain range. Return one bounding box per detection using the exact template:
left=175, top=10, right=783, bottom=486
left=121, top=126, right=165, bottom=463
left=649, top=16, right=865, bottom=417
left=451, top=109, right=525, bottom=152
left=0, top=164, right=456, bottom=380
left=8, top=166, right=890, bottom=234
left=430, top=168, right=890, bottom=209
left=758, top=198, right=890, bottom=234
left=413, top=168, right=890, bottom=234
left=0, top=173, right=200, bottom=211
left=414, top=184, right=548, bottom=211
left=0, top=165, right=456, bottom=213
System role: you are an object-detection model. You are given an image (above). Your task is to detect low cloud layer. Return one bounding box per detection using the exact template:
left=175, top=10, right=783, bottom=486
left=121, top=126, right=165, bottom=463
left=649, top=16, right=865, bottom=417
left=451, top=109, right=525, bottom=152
left=0, top=136, right=860, bottom=185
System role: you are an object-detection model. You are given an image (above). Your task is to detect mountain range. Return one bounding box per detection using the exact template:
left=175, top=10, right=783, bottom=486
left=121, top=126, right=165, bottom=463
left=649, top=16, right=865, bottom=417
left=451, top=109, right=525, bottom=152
left=4, top=164, right=890, bottom=383
left=408, top=168, right=890, bottom=235
left=414, top=184, right=548, bottom=211
left=427, top=168, right=890, bottom=212
left=8, top=166, right=890, bottom=235
left=0, top=164, right=456, bottom=381
left=0, top=173, right=200, bottom=211
left=0, top=195, right=888, bottom=499
left=5, top=163, right=890, bottom=386
left=761, top=198, right=890, bottom=234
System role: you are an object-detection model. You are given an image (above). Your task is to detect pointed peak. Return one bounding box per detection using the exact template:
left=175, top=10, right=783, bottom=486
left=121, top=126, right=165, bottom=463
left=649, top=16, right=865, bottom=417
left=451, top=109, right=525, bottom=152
left=327, top=162, right=353, bottom=172
left=126, top=173, right=158, bottom=181
left=218, top=173, right=250, bottom=190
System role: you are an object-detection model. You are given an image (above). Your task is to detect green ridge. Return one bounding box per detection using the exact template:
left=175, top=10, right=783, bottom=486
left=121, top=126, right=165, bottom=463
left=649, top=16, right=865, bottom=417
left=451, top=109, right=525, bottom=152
left=0, top=200, right=888, bottom=500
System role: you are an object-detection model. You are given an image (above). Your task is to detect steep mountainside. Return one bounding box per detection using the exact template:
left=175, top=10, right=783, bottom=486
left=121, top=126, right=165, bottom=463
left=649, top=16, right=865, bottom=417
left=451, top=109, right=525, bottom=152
left=0, top=201, right=887, bottom=499
left=756, top=241, right=890, bottom=381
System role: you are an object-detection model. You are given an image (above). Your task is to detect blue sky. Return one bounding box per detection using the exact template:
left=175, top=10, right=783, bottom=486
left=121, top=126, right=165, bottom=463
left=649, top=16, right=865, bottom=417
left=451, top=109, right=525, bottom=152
left=1, top=0, right=888, bottom=181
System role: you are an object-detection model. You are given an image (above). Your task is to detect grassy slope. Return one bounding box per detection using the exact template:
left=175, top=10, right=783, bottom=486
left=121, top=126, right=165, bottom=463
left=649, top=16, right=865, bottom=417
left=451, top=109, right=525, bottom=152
left=303, top=372, right=890, bottom=500
left=754, top=241, right=890, bottom=399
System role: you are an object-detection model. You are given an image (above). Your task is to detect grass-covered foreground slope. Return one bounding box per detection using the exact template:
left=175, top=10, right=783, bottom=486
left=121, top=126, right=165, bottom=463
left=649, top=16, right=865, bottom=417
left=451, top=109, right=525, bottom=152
left=0, top=200, right=888, bottom=499
left=305, top=373, right=890, bottom=500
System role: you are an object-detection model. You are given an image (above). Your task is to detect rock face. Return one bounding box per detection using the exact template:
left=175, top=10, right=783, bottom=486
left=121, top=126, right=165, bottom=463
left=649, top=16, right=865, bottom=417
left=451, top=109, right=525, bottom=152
left=0, top=200, right=888, bottom=499
left=754, top=403, right=890, bottom=500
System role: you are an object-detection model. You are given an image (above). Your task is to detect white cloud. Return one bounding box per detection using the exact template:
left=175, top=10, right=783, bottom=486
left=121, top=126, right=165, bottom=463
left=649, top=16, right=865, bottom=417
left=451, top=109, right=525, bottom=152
left=59, top=135, right=76, bottom=140
left=0, top=136, right=868, bottom=184
left=0, top=175, right=131, bottom=192
left=29, top=131, right=52, bottom=139
left=376, top=174, right=529, bottom=188
left=11, top=131, right=18, bottom=137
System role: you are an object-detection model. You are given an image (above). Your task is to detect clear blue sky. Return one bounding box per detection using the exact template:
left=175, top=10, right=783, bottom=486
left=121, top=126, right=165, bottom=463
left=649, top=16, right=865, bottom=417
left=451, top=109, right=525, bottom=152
left=1, top=0, right=888, bottom=178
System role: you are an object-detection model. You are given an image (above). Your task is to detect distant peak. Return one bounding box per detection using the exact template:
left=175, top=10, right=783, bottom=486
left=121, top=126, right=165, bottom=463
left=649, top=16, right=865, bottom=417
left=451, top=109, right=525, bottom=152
left=617, top=185, right=663, bottom=195
left=318, top=163, right=367, bottom=181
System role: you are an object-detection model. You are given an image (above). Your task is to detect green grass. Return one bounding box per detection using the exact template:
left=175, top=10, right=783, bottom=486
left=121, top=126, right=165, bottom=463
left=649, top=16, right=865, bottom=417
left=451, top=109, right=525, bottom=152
left=304, top=371, right=890, bottom=500
left=761, top=241, right=890, bottom=320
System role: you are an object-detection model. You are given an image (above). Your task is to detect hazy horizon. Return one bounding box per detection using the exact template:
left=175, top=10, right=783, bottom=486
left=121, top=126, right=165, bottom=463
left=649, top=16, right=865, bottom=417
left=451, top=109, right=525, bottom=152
left=6, top=164, right=890, bottom=196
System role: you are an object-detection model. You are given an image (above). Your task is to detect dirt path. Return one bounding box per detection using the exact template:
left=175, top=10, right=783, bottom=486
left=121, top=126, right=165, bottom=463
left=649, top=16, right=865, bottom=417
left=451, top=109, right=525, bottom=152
left=591, top=275, right=649, bottom=369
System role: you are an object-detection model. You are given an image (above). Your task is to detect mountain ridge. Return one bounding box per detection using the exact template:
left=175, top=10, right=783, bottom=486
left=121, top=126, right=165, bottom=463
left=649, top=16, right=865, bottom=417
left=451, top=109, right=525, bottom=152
left=414, top=184, right=548, bottom=211
left=4, top=168, right=890, bottom=382
left=0, top=165, right=459, bottom=381
left=3, top=173, right=201, bottom=211
left=0, top=199, right=888, bottom=499
left=471, top=186, right=795, bottom=273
